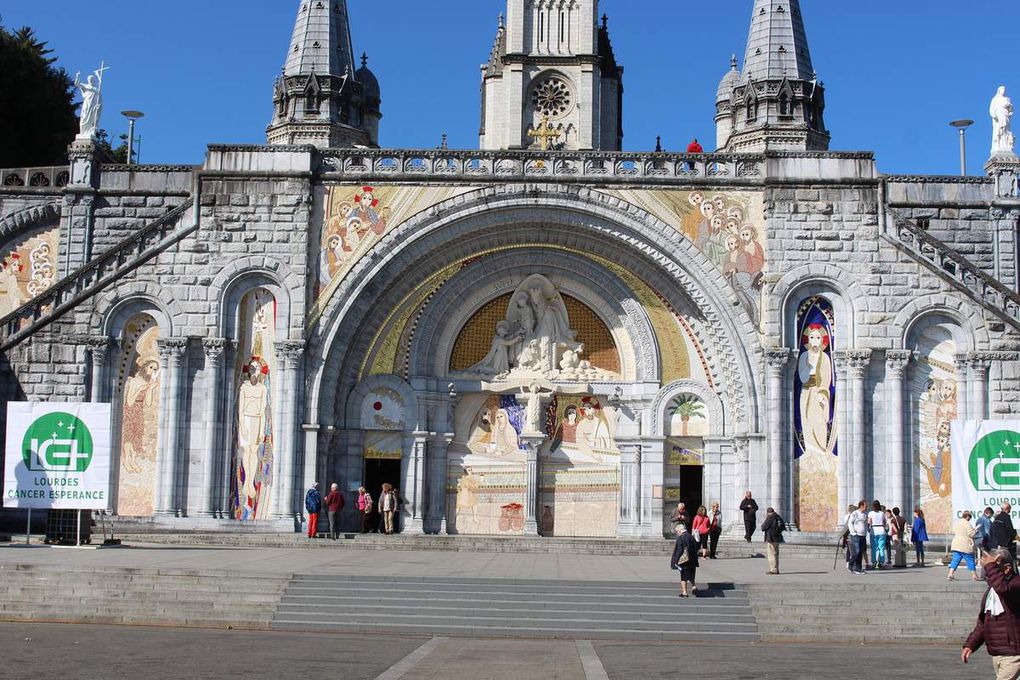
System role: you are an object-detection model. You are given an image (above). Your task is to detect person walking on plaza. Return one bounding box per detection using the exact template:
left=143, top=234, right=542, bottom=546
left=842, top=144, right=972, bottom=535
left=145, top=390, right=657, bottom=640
left=708, top=502, right=723, bottom=559
left=992, top=503, right=1018, bottom=565
left=692, top=506, right=711, bottom=558
left=912, top=508, right=929, bottom=567
left=671, top=523, right=700, bottom=598
left=848, top=501, right=869, bottom=575
left=324, top=482, right=345, bottom=540
left=962, top=548, right=1020, bottom=679
left=357, top=487, right=374, bottom=534
left=304, top=483, right=322, bottom=539
left=889, top=507, right=908, bottom=568
left=868, top=501, right=888, bottom=569
left=949, top=511, right=980, bottom=581
left=380, top=483, right=396, bottom=535
left=761, top=507, right=786, bottom=575
left=841, top=504, right=856, bottom=572
left=739, top=492, right=759, bottom=543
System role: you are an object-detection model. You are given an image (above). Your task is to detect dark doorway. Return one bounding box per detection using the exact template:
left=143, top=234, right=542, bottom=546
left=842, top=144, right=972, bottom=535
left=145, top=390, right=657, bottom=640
left=679, top=465, right=704, bottom=515
left=363, top=458, right=401, bottom=532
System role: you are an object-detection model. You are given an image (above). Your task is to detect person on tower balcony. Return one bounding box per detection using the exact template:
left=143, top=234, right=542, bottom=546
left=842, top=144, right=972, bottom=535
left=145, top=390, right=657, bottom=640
left=686, top=138, right=704, bottom=154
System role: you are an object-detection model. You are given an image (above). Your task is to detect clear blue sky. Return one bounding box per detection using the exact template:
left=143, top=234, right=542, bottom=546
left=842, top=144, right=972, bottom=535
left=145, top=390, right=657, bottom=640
left=4, top=1, right=1018, bottom=174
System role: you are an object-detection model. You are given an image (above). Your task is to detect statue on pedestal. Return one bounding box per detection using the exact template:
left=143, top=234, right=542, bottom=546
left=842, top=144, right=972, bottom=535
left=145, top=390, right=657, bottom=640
left=991, top=86, right=1016, bottom=157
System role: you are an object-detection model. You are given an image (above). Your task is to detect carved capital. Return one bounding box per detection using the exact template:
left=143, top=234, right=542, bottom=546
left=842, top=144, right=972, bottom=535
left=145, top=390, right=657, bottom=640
left=885, top=349, right=913, bottom=376
left=86, top=335, right=112, bottom=366
left=967, top=352, right=995, bottom=373
left=202, top=338, right=228, bottom=360
left=157, top=337, right=189, bottom=361
left=764, top=347, right=792, bottom=374
left=275, top=340, right=306, bottom=367
left=843, top=349, right=873, bottom=377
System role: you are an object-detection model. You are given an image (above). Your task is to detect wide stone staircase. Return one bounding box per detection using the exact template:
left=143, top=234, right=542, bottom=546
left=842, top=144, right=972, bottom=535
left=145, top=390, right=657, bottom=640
left=0, top=563, right=287, bottom=628
left=270, top=575, right=759, bottom=641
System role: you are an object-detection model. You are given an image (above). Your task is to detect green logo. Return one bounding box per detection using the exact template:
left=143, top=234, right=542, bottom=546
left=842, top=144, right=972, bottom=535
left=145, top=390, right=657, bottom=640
left=969, top=430, right=1020, bottom=492
left=21, top=412, right=93, bottom=473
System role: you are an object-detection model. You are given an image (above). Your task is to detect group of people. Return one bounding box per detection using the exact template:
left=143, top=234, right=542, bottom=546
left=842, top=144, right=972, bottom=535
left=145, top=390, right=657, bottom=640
left=302, top=482, right=402, bottom=539
left=948, top=503, right=1019, bottom=582
left=842, top=500, right=919, bottom=574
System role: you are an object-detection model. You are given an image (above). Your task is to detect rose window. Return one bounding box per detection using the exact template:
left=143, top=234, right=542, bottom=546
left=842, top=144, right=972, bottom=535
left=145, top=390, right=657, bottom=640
left=531, top=78, right=572, bottom=118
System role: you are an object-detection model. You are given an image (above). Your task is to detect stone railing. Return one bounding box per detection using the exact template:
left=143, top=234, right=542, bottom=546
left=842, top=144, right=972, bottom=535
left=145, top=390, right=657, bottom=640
left=0, top=166, right=71, bottom=189
left=318, top=149, right=766, bottom=183
left=889, top=212, right=1020, bottom=332
left=0, top=199, right=196, bottom=352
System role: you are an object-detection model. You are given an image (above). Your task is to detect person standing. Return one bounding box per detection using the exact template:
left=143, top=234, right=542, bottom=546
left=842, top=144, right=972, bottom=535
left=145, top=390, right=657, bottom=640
left=949, top=511, right=980, bottom=582
left=962, top=548, right=1020, bottom=679
left=692, top=506, right=711, bottom=558
left=889, top=508, right=908, bottom=568
left=841, top=504, right=857, bottom=572
left=992, top=503, right=1018, bottom=566
left=380, top=483, right=396, bottom=535
left=670, top=502, right=689, bottom=535
left=708, top=502, right=723, bottom=559
left=357, top=487, right=373, bottom=534
left=912, top=508, right=929, bottom=567
left=304, top=483, right=322, bottom=539
left=978, top=507, right=995, bottom=552
left=324, top=482, right=345, bottom=540
left=847, top=501, right=869, bottom=575
left=686, top=138, right=704, bottom=154
left=739, top=492, right=759, bottom=543
left=868, top=501, right=888, bottom=569
left=671, top=523, right=700, bottom=598
left=761, top=507, right=786, bottom=575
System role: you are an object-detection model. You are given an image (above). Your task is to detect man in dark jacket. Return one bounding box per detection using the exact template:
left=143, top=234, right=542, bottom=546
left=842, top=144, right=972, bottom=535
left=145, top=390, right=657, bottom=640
left=761, top=507, right=785, bottom=575
left=324, top=483, right=345, bottom=540
left=304, top=483, right=322, bottom=539
left=963, top=548, right=1020, bottom=677
left=739, top=492, right=759, bottom=543
left=991, top=503, right=1017, bottom=564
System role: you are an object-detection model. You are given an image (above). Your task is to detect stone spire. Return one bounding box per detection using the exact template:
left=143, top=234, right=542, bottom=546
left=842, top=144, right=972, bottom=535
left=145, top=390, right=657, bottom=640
left=268, top=0, right=381, bottom=148
left=715, top=0, right=829, bottom=152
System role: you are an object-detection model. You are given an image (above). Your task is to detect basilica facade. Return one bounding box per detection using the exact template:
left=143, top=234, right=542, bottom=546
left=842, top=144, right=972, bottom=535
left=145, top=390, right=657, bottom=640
left=1, top=0, right=1019, bottom=538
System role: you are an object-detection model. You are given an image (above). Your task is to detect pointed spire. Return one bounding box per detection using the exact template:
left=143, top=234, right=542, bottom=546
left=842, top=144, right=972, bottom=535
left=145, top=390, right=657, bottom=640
left=742, top=0, right=814, bottom=82
left=284, top=0, right=357, bottom=79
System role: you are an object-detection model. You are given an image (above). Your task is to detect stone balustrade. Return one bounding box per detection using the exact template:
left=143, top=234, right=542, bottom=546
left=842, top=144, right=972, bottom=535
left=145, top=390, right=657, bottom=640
left=0, top=166, right=71, bottom=189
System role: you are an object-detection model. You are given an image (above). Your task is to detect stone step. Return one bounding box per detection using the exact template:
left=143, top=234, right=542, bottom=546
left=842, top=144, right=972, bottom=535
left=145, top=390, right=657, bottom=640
left=284, top=582, right=747, bottom=601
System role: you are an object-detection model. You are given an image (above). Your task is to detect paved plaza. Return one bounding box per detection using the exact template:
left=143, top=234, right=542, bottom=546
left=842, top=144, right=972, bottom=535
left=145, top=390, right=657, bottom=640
left=0, top=623, right=988, bottom=680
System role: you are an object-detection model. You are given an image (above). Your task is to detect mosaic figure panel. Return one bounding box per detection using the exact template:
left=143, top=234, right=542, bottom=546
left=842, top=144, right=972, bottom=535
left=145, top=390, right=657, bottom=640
left=364, top=431, right=403, bottom=460
left=793, top=297, right=838, bottom=532
left=598, top=189, right=766, bottom=329
left=915, top=331, right=959, bottom=535
left=360, top=387, right=406, bottom=431
left=230, top=288, right=277, bottom=521
left=114, top=314, right=161, bottom=517
left=0, top=224, right=59, bottom=318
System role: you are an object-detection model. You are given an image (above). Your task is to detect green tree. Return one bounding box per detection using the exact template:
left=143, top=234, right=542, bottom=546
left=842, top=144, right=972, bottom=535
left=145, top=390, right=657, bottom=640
left=0, top=21, right=78, bottom=167
left=668, top=394, right=705, bottom=436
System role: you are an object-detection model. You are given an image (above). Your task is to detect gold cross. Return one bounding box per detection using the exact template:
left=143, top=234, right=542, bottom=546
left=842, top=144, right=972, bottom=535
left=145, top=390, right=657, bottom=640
left=527, top=116, right=562, bottom=151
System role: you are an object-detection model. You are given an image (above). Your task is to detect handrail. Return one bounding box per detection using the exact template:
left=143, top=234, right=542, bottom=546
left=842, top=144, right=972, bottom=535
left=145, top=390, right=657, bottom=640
left=0, top=198, right=196, bottom=352
left=888, top=212, right=1020, bottom=331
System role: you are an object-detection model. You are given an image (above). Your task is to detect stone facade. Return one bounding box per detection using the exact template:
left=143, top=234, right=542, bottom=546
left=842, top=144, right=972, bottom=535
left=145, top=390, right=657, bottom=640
left=1, top=0, right=1019, bottom=538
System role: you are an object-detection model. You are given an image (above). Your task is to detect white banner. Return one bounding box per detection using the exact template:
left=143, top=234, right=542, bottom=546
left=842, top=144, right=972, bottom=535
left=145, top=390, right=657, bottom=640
left=952, top=420, right=1020, bottom=520
left=3, top=402, right=112, bottom=510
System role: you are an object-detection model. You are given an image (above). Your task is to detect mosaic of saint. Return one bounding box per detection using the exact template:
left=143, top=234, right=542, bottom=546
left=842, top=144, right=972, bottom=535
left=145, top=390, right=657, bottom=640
left=230, top=288, right=276, bottom=521
left=793, top=296, right=838, bottom=532
left=917, top=332, right=958, bottom=534
left=0, top=225, right=58, bottom=318
left=115, top=314, right=161, bottom=517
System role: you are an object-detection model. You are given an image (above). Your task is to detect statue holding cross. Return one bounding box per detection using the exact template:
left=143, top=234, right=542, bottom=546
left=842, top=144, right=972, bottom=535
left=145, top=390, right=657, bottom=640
left=75, top=62, right=110, bottom=140
left=527, top=116, right=562, bottom=151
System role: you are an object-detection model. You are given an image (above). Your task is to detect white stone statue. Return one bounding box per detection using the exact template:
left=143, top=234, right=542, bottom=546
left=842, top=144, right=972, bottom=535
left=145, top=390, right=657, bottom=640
left=991, top=85, right=1015, bottom=157
left=520, top=383, right=551, bottom=434
left=76, top=66, right=107, bottom=140
left=467, top=321, right=522, bottom=376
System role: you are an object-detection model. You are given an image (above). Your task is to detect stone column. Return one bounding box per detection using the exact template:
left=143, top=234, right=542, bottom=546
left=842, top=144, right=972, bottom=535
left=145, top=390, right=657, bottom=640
left=199, top=339, right=227, bottom=517
left=520, top=433, right=545, bottom=536
left=764, top=348, right=791, bottom=515
left=155, top=338, right=188, bottom=516
left=274, top=340, right=305, bottom=520
left=733, top=436, right=750, bottom=533
left=436, top=434, right=454, bottom=535
left=86, top=336, right=111, bottom=404
left=302, top=424, right=320, bottom=501
left=617, top=441, right=639, bottom=531
left=833, top=351, right=850, bottom=516
left=846, top=350, right=872, bottom=504
left=885, top=350, right=913, bottom=512
left=968, top=353, right=993, bottom=422
left=404, top=433, right=428, bottom=535
left=955, top=353, right=970, bottom=424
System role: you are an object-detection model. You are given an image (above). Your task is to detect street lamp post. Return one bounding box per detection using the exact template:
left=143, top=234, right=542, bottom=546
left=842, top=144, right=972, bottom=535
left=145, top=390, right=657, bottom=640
left=949, top=119, right=974, bottom=177
left=121, top=110, right=145, bottom=165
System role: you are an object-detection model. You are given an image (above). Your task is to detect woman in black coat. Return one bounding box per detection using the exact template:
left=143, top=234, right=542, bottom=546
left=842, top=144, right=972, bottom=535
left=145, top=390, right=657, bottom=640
left=670, top=523, right=701, bottom=597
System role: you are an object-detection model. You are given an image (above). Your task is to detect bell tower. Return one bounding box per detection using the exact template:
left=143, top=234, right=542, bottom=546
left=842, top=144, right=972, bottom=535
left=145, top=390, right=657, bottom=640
left=268, top=0, right=382, bottom=148
left=480, top=0, right=624, bottom=151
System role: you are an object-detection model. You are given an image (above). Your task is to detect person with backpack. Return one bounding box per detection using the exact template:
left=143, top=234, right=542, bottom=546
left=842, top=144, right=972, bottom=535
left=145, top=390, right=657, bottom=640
left=761, top=507, right=786, bottom=575
left=304, top=483, right=322, bottom=539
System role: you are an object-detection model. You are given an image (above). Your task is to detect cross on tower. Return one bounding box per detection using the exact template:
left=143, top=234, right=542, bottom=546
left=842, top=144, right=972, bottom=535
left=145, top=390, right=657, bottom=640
left=527, top=116, right=562, bottom=151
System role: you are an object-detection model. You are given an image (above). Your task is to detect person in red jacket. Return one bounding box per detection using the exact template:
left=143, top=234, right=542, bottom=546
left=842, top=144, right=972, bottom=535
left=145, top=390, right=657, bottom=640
left=686, top=138, right=704, bottom=154
left=324, top=482, right=345, bottom=540
left=963, top=548, right=1020, bottom=677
